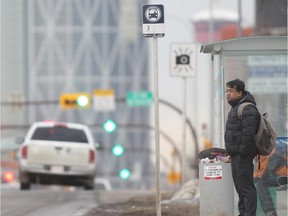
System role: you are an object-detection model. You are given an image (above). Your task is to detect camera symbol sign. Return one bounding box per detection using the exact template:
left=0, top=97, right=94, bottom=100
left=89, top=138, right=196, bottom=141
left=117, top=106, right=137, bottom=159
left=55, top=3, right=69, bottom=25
left=170, top=43, right=197, bottom=77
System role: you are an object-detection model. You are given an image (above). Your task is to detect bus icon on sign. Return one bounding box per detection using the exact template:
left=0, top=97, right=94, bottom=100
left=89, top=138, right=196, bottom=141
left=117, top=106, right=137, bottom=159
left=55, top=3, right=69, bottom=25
left=148, top=8, right=158, bottom=19
left=145, top=6, right=161, bottom=22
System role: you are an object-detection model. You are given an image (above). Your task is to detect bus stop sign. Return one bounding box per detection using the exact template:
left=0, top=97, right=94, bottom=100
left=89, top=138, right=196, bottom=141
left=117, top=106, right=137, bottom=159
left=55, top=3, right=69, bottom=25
left=142, top=4, right=165, bottom=37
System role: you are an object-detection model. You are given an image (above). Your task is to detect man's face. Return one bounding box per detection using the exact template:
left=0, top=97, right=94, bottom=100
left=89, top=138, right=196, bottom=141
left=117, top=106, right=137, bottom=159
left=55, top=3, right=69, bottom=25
left=225, top=87, right=242, bottom=102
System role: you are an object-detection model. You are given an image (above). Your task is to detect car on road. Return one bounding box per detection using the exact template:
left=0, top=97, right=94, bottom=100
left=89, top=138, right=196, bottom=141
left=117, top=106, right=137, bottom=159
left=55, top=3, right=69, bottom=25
left=17, top=121, right=99, bottom=190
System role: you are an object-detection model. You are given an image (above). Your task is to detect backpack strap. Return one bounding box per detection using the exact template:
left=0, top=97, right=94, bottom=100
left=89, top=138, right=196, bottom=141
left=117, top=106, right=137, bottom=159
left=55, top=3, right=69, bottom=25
left=237, top=102, right=256, bottom=119
left=238, top=102, right=264, bottom=161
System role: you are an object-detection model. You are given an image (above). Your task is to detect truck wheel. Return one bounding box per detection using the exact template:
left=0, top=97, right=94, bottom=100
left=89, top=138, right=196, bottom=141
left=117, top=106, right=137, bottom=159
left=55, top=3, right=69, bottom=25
left=20, top=182, right=31, bottom=190
left=84, top=178, right=94, bottom=190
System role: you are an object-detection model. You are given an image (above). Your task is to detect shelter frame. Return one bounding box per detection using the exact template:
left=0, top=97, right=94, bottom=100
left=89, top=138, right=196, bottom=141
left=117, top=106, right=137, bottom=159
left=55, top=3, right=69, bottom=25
left=200, top=36, right=287, bottom=148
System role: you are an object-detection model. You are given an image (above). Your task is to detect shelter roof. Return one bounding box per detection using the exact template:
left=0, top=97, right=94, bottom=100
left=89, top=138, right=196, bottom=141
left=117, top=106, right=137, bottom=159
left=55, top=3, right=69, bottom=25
left=200, top=36, right=287, bottom=55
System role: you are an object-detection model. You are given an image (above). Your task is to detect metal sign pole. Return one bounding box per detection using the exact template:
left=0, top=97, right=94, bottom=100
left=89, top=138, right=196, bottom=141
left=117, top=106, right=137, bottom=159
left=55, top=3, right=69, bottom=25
left=142, top=5, right=164, bottom=216
left=170, top=43, right=197, bottom=183
left=153, top=35, right=161, bottom=216
left=181, top=77, right=187, bottom=184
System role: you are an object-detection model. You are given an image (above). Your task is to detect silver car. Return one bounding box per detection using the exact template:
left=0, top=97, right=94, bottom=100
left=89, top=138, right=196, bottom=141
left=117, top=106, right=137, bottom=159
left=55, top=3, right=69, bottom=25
left=17, top=121, right=99, bottom=190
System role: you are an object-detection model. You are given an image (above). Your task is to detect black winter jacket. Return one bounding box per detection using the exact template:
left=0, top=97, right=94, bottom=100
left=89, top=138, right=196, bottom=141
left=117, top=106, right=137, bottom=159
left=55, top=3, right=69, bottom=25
left=225, top=91, right=260, bottom=157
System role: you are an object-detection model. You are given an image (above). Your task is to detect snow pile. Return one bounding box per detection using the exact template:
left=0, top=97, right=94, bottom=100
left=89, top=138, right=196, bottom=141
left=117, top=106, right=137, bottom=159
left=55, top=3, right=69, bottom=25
left=162, top=179, right=200, bottom=205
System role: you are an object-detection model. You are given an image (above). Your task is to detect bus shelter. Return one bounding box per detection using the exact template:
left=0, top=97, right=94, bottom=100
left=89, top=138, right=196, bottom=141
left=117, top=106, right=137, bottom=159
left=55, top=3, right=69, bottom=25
left=200, top=36, right=287, bottom=148
left=200, top=36, right=287, bottom=216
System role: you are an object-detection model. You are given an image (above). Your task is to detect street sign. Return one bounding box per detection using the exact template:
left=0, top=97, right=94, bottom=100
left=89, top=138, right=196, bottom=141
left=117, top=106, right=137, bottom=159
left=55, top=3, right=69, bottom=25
left=93, top=89, right=115, bottom=111
left=170, top=43, right=197, bottom=77
left=59, top=92, right=91, bottom=109
left=126, top=91, right=153, bottom=107
left=142, top=4, right=165, bottom=37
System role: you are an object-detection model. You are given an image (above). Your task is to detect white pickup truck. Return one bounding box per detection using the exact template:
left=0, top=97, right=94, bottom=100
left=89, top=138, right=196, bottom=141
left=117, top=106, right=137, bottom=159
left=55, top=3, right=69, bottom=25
left=17, top=121, right=99, bottom=190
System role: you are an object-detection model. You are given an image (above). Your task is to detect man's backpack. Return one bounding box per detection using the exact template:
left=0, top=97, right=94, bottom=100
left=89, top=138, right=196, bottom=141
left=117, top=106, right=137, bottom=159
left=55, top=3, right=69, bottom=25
left=237, top=102, right=277, bottom=156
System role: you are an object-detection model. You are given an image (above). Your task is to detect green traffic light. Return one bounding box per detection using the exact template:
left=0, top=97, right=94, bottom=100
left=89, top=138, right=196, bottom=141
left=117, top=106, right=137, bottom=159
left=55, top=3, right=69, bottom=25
left=76, top=95, right=89, bottom=107
left=103, top=120, right=117, bottom=133
left=112, top=144, right=124, bottom=156
left=119, top=169, right=130, bottom=180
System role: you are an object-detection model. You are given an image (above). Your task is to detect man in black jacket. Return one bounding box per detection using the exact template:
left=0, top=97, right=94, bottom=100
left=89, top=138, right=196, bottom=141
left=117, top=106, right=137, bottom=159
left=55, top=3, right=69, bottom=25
left=225, top=79, right=260, bottom=216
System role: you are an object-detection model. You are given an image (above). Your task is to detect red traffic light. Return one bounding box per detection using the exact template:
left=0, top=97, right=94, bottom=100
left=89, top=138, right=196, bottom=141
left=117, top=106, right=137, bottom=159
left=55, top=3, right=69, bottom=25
left=3, top=171, right=15, bottom=183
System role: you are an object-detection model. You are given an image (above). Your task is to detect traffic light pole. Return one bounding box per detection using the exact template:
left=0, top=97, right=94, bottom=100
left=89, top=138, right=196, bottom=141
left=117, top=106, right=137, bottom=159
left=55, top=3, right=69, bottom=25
left=153, top=35, right=161, bottom=216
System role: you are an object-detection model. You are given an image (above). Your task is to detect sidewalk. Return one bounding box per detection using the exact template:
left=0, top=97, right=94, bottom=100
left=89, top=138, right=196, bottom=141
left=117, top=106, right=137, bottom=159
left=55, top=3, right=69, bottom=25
left=86, top=192, right=199, bottom=216
left=86, top=180, right=200, bottom=216
left=86, top=178, right=286, bottom=216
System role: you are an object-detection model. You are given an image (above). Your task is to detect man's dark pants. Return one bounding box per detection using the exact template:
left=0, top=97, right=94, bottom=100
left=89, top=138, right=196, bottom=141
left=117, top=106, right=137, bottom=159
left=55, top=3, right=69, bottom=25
left=231, top=154, right=257, bottom=216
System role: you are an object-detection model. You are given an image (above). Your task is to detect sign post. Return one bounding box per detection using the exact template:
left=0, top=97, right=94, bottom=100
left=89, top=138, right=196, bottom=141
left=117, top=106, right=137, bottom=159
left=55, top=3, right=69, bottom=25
left=170, top=43, right=197, bottom=184
left=142, top=4, right=165, bottom=216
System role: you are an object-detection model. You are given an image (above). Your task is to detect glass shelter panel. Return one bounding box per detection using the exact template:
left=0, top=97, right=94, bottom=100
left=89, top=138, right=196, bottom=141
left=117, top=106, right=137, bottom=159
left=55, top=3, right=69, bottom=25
left=222, top=55, right=288, bottom=216
left=223, top=55, right=288, bottom=137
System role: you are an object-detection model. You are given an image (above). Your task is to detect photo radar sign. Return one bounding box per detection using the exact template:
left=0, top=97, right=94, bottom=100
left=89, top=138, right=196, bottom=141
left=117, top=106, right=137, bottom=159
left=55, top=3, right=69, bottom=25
left=170, top=43, right=197, bottom=77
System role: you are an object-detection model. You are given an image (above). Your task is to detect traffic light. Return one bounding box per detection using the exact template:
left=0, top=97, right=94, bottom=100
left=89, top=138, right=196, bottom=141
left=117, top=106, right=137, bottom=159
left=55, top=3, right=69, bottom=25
left=112, top=144, right=124, bottom=156
left=167, top=170, right=181, bottom=184
left=119, top=168, right=131, bottom=180
left=2, top=171, right=15, bottom=183
left=60, top=93, right=91, bottom=109
left=103, top=120, right=117, bottom=133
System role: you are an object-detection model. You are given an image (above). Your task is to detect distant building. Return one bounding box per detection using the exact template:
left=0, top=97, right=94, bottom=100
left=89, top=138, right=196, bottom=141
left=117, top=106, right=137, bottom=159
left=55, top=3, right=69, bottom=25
left=255, top=0, right=287, bottom=35
left=2, top=0, right=154, bottom=189
left=192, top=1, right=287, bottom=44
left=192, top=8, right=247, bottom=43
